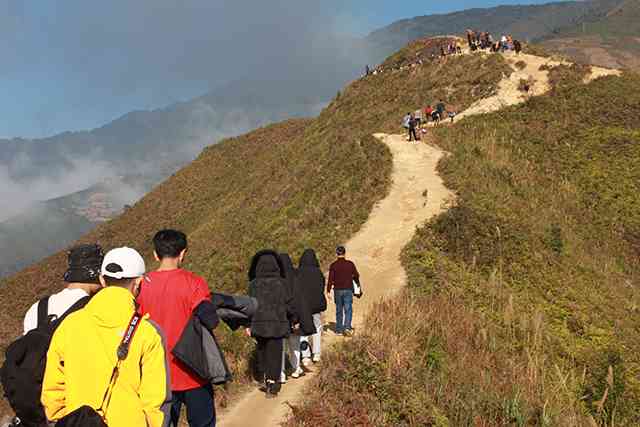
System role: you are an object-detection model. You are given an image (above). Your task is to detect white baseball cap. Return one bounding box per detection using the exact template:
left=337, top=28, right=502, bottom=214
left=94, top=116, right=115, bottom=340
left=101, top=247, right=146, bottom=279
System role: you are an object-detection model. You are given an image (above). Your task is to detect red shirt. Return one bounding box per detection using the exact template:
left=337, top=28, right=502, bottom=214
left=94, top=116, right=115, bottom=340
left=327, top=258, right=360, bottom=292
left=137, top=269, right=211, bottom=391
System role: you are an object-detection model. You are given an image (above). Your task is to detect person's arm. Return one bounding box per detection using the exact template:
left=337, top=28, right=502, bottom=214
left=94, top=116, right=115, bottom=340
left=352, top=262, right=360, bottom=285
left=327, top=265, right=335, bottom=293
left=140, top=324, right=171, bottom=427
left=41, top=327, right=67, bottom=421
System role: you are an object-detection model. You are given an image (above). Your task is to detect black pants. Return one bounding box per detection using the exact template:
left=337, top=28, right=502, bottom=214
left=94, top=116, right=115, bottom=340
left=409, top=127, right=418, bottom=141
left=256, top=337, right=283, bottom=382
left=170, top=384, right=215, bottom=427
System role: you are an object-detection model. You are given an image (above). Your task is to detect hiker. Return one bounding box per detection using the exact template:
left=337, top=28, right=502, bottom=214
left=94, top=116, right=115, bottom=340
left=424, top=105, right=434, bottom=123
left=402, top=112, right=411, bottom=137
left=137, top=229, right=218, bottom=427
left=514, top=40, right=522, bottom=55
left=2, top=245, right=104, bottom=427
left=23, top=244, right=104, bottom=334
left=431, top=109, right=441, bottom=126
left=298, top=249, right=327, bottom=366
left=408, top=113, right=419, bottom=142
left=247, top=250, right=298, bottom=398
left=327, top=246, right=360, bottom=336
left=414, top=108, right=423, bottom=129
left=41, top=247, right=171, bottom=427
left=280, top=253, right=315, bottom=380
left=436, top=100, right=446, bottom=118
left=448, top=110, right=457, bottom=123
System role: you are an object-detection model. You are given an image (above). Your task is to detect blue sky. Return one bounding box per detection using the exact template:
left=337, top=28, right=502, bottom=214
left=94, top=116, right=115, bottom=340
left=0, top=0, right=566, bottom=139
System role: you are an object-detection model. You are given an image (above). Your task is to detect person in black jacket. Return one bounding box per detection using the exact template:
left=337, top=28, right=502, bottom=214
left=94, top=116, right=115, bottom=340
left=247, top=250, right=297, bottom=398
left=280, top=253, right=315, bottom=379
left=297, top=249, right=326, bottom=365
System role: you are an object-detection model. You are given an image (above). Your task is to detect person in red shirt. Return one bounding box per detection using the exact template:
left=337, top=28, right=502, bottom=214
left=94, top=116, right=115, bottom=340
left=327, top=246, right=360, bottom=337
left=137, top=229, right=218, bottom=427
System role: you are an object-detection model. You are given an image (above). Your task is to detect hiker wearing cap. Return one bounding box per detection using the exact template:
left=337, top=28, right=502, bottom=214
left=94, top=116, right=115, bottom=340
left=41, top=247, right=171, bottom=427
left=327, top=246, right=360, bottom=337
left=23, top=244, right=105, bottom=334
left=137, top=230, right=218, bottom=427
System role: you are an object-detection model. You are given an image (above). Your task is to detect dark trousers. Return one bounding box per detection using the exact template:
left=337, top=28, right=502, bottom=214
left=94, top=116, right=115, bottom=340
left=409, top=127, right=418, bottom=141
left=256, top=337, right=284, bottom=383
left=170, top=384, right=215, bottom=427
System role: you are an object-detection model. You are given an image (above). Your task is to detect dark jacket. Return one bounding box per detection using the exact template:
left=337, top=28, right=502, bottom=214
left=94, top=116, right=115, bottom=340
left=172, top=315, right=232, bottom=385
left=298, top=249, right=327, bottom=314
left=280, top=253, right=316, bottom=337
left=248, top=250, right=296, bottom=338
left=212, top=293, right=259, bottom=331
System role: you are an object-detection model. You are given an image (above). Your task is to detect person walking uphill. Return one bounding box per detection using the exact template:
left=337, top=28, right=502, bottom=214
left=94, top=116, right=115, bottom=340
left=247, top=250, right=298, bottom=398
left=280, top=253, right=316, bottom=379
left=137, top=230, right=218, bottom=427
left=327, top=246, right=360, bottom=337
left=41, top=247, right=171, bottom=427
left=298, top=249, right=326, bottom=365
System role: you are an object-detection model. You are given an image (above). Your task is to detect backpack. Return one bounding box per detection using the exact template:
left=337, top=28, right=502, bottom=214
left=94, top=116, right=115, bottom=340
left=1, top=295, right=90, bottom=427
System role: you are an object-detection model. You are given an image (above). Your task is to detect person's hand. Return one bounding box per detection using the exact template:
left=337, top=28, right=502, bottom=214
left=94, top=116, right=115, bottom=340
left=292, top=323, right=301, bottom=333
left=245, top=328, right=251, bottom=337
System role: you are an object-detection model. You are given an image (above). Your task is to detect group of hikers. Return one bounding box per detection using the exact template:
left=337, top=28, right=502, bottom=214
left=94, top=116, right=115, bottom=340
left=2, top=230, right=362, bottom=427
left=466, top=29, right=522, bottom=54
left=402, top=100, right=454, bottom=141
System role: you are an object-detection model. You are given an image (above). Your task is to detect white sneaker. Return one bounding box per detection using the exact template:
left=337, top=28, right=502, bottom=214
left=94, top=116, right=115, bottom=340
left=302, top=358, right=313, bottom=368
left=291, top=367, right=304, bottom=379
left=279, top=372, right=287, bottom=384
left=312, top=355, right=321, bottom=363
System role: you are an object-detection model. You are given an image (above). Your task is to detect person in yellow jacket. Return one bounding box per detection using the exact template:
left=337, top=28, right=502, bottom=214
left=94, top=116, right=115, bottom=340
left=42, top=247, right=171, bottom=427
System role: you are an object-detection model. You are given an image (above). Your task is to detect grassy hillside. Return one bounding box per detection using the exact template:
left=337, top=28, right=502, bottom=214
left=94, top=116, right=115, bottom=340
left=288, top=71, right=640, bottom=425
left=0, top=43, right=510, bottom=415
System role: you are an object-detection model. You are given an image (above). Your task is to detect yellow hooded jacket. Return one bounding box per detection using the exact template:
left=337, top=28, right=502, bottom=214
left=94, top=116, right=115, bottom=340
left=42, top=286, right=171, bottom=427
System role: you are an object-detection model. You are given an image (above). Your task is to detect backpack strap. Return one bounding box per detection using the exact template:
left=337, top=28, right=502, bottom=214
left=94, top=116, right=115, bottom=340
left=98, top=312, right=143, bottom=418
left=36, top=297, right=50, bottom=328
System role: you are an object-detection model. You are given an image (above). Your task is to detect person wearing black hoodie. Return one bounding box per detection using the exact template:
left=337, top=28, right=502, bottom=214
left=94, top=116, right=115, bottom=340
left=297, top=249, right=327, bottom=365
left=247, top=250, right=297, bottom=398
left=279, top=253, right=316, bottom=379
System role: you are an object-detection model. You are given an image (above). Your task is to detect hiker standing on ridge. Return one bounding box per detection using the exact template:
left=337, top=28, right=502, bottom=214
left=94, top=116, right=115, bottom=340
left=41, top=247, right=171, bottom=427
left=137, top=230, right=218, bottom=427
left=408, top=113, right=419, bottom=142
left=247, top=250, right=298, bottom=398
left=327, top=246, right=360, bottom=337
left=298, top=249, right=327, bottom=366
left=402, top=112, right=411, bottom=138
left=23, top=244, right=104, bottom=334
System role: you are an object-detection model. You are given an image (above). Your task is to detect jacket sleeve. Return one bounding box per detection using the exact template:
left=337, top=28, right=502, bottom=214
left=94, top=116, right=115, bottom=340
left=41, top=326, right=67, bottom=421
left=285, top=283, right=299, bottom=325
left=140, top=322, right=172, bottom=427
left=352, top=262, right=360, bottom=284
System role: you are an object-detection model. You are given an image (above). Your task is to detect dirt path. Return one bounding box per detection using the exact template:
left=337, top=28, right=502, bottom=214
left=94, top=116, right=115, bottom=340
left=442, top=52, right=620, bottom=121
left=218, top=134, right=453, bottom=426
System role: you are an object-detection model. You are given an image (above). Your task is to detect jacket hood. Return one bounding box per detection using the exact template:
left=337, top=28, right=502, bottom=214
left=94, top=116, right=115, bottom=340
left=249, top=250, right=285, bottom=280
left=279, top=253, right=296, bottom=278
left=299, top=249, right=320, bottom=268
left=85, top=286, right=136, bottom=328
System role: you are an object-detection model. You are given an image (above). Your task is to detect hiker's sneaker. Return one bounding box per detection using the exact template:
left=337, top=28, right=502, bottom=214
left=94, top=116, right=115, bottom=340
left=343, top=329, right=354, bottom=337
left=291, top=367, right=305, bottom=379
left=279, top=372, right=287, bottom=384
left=265, top=381, right=279, bottom=398
left=302, top=358, right=313, bottom=368
left=312, top=355, right=321, bottom=363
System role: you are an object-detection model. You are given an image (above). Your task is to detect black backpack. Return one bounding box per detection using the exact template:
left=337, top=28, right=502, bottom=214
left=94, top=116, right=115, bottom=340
left=1, top=295, right=90, bottom=427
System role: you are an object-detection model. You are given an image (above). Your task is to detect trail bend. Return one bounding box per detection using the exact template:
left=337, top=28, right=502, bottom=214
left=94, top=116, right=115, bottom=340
left=218, top=134, right=453, bottom=426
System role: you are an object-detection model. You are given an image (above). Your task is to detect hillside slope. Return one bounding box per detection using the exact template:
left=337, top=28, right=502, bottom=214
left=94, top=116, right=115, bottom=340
left=0, top=43, right=511, bottom=416
left=288, top=67, right=640, bottom=425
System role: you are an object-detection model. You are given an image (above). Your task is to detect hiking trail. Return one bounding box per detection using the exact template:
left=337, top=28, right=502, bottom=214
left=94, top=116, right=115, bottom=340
left=453, top=52, right=620, bottom=120
left=218, top=134, right=453, bottom=426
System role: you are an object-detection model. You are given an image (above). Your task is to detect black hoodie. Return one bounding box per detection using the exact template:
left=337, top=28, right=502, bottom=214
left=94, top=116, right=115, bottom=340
left=248, top=250, right=296, bottom=338
left=280, top=253, right=316, bottom=337
left=298, top=249, right=327, bottom=314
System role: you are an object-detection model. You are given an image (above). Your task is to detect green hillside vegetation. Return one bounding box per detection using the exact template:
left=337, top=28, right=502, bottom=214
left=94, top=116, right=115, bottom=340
left=288, top=70, right=640, bottom=425
left=0, top=45, right=510, bottom=414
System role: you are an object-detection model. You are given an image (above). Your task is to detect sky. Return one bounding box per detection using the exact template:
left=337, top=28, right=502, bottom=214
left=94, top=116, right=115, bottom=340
left=0, top=0, right=567, bottom=139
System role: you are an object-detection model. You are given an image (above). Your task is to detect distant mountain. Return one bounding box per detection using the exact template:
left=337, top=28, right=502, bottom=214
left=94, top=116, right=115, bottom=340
left=541, top=0, right=640, bottom=68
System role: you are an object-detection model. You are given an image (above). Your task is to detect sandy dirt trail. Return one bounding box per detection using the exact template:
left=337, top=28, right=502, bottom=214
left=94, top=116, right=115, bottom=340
left=218, top=134, right=453, bottom=426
